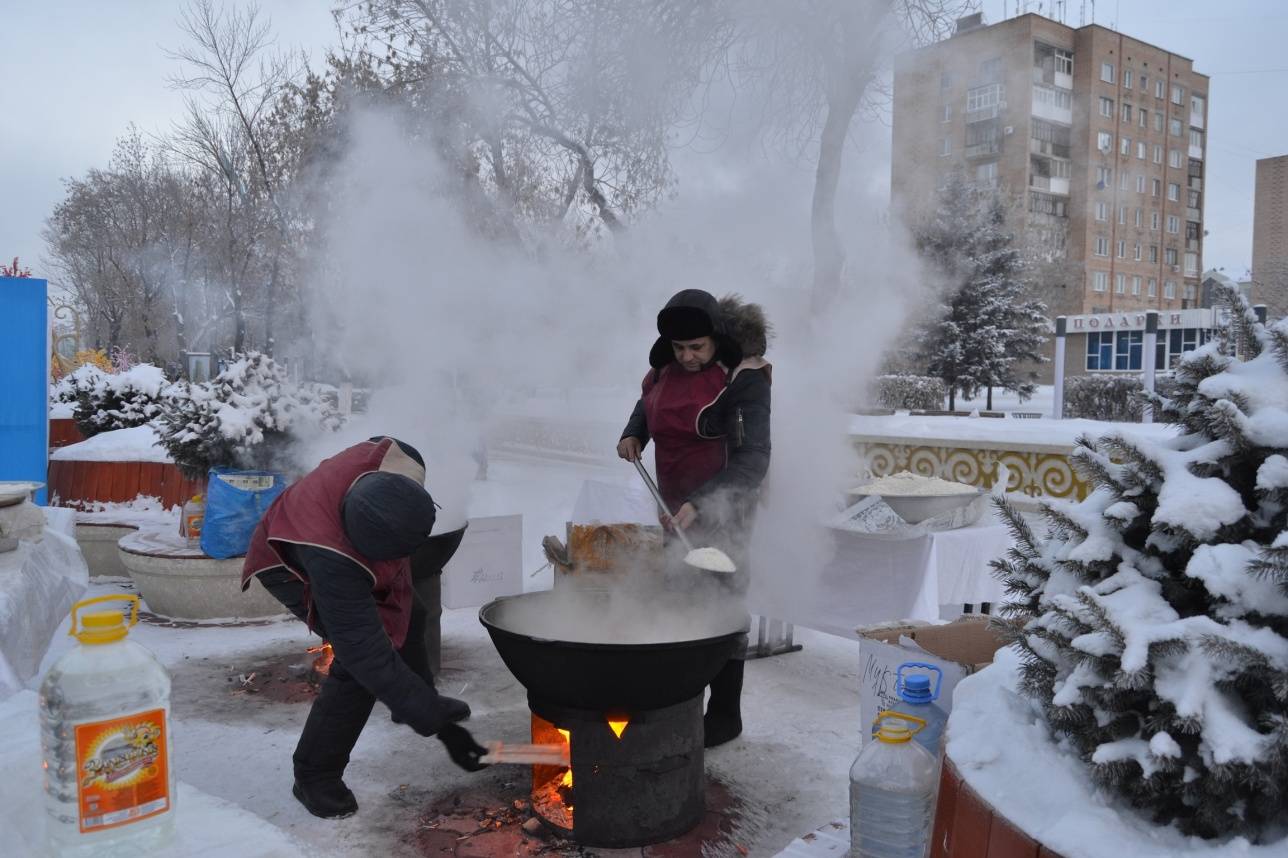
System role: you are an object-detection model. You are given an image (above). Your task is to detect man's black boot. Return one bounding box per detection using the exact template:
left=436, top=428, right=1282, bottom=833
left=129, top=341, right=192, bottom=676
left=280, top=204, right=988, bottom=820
left=703, top=659, right=745, bottom=748
left=292, top=779, right=358, bottom=819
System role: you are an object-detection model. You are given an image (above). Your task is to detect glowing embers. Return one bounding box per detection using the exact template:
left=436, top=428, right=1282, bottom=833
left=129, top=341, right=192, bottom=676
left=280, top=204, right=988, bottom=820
left=307, top=642, right=333, bottom=676
left=607, top=716, right=629, bottom=739
left=531, top=715, right=574, bottom=832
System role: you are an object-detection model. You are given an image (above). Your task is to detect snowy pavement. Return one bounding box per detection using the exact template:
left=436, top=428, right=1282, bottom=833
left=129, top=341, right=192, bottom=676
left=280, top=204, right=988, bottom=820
left=12, top=575, right=865, bottom=857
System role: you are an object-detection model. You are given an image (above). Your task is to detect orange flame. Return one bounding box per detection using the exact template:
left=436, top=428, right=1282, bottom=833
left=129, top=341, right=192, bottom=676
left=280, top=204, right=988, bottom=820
left=307, top=642, right=334, bottom=676
left=608, top=718, right=629, bottom=739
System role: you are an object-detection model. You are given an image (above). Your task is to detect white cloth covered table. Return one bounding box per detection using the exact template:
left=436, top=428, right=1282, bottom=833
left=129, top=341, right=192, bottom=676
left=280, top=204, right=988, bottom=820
left=782, top=516, right=1012, bottom=638
left=0, top=506, right=88, bottom=699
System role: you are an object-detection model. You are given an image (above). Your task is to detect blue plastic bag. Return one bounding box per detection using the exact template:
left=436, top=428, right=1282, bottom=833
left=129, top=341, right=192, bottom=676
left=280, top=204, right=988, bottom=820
left=200, top=468, right=289, bottom=559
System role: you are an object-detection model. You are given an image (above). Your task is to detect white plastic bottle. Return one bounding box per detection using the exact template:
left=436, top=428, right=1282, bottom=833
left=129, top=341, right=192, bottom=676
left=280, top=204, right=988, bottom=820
left=39, top=595, right=175, bottom=857
left=850, top=711, right=938, bottom=858
left=181, top=494, right=205, bottom=549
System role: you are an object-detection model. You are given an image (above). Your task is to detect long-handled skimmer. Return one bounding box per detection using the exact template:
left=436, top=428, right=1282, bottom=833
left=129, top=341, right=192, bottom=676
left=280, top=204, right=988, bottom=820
left=631, top=459, right=736, bottom=573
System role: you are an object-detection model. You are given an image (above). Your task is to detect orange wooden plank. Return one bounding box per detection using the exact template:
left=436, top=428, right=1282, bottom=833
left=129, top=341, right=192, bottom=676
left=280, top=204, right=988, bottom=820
left=930, top=762, right=962, bottom=858
left=141, top=462, right=163, bottom=503
left=988, top=816, right=1040, bottom=858
left=113, top=461, right=141, bottom=503
left=950, top=781, right=994, bottom=858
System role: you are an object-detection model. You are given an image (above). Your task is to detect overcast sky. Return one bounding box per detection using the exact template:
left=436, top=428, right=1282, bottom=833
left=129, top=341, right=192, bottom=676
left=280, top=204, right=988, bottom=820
left=2, top=1, right=1283, bottom=281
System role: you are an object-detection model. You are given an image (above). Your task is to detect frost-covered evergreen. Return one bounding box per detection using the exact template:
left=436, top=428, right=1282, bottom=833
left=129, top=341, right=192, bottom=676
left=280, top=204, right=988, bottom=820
left=156, top=352, right=341, bottom=478
left=993, top=285, right=1288, bottom=841
left=914, top=172, right=1048, bottom=410
left=54, top=363, right=172, bottom=437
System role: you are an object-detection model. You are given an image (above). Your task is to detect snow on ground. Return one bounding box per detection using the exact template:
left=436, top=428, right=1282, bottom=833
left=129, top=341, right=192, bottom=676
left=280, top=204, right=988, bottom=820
left=75, top=495, right=179, bottom=528
left=10, top=573, right=864, bottom=857
left=948, top=646, right=1287, bottom=857
left=50, top=424, right=172, bottom=462
left=850, top=412, right=1179, bottom=448
left=957, top=385, right=1055, bottom=416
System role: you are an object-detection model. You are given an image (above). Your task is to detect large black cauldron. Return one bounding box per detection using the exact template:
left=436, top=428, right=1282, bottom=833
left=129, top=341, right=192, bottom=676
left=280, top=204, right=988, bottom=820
left=479, top=590, right=748, bottom=712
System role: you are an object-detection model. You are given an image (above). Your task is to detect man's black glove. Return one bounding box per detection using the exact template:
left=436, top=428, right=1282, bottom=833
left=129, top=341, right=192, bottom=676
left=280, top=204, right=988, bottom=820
left=438, top=723, right=489, bottom=772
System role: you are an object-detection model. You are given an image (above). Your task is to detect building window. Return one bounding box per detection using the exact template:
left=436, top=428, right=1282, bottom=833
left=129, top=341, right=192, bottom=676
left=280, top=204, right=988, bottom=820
left=1168, top=215, right=1180, bottom=234
left=1136, top=175, right=1146, bottom=193
left=1165, top=247, right=1179, bottom=265
left=1119, top=206, right=1128, bottom=225
left=1122, top=103, right=1133, bottom=123
left=1095, top=202, right=1109, bottom=221
left=1115, top=273, right=1127, bottom=294
left=1139, top=108, right=1148, bottom=128
left=1153, top=144, right=1164, bottom=164
left=980, top=57, right=1004, bottom=81
left=966, top=83, right=1003, bottom=112
left=1150, top=244, right=1159, bottom=262
left=1189, top=128, right=1203, bottom=148
left=1165, top=280, right=1176, bottom=298
left=1029, top=191, right=1067, bottom=217
left=1120, top=171, right=1130, bottom=191
left=1188, top=188, right=1201, bottom=209
left=1123, top=69, right=1134, bottom=89
left=1099, top=97, right=1114, bottom=118
left=1151, top=211, right=1160, bottom=231
left=1156, top=79, right=1165, bottom=99
left=1102, top=62, right=1116, bottom=83
left=1134, top=243, right=1142, bottom=261
left=941, top=135, right=952, bottom=156
left=940, top=71, right=953, bottom=91
left=1191, top=94, right=1205, bottom=115
left=1097, top=166, right=1113, bottom=187
left=1137, top=141, right=1147, bottom=160
left=1121, top=136, right=1131, bottom=156
left=1151, top=178, right=1161, bottom=198
left=941, top=104, right=952, bottom=122
left=1118, top=239, right=1127, bottom=258
left=1155, top=111, right=1165, bottom=132
left=1168, top=182, right=1181, bottom=201
left=1097, top=131, right=1113, bottom=152
left=1148, top=278, right=1158, bottom=297
left=1056, top=49, right=1073, bottom=75
left=1132, top=275, right=1142, bottom=294
left=1086, top=331, right=1143, bottom=371
left=1170, top=117, right=1183, bottom=137
left=976, top=161, right=998, bottom=185
left=1187, top=220, right=1201, bottom=241
left=1135, top=208, right=1143, bottom=226
left=1141, top=74, right=1149, bottom=92
left=1095, top=237, right=1110, bottom=257
left=1185, top=252, right=1199, bottom=276
left=1169, top=149, right=1183, bottom=168
left=1171, top=84, right=1184, bottom=105
left=1093, top=271, right=1109, bottom=292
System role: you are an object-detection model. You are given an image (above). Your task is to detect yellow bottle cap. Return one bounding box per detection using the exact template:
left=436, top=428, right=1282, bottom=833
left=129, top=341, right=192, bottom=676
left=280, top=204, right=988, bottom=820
left=69, top=595, right=140, bottom=645
left=873, top=710, right=927, bottom=744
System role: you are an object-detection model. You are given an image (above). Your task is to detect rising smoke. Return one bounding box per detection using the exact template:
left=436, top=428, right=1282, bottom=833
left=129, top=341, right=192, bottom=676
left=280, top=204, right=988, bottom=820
left=291, top=6, right=932, bottom=635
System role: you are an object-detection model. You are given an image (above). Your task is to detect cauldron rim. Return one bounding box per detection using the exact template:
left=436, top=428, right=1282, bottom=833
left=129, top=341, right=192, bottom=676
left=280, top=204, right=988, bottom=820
left=478, top=591, right=749, bottom=651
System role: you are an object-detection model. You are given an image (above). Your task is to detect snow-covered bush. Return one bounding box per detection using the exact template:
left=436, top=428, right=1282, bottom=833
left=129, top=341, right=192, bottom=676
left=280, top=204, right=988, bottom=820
left=870, top=374, right=947, bottom=411
left=1064, top=374, right=1145, bottom=422
left=53, top=363, right=172, bottom=437
left=992, top=285, right=1288, bottom=841
left=155, top=352, right=342, bottom=479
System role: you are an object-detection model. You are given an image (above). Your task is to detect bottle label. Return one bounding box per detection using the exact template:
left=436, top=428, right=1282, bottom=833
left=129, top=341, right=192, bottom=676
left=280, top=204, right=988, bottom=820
left=185, top=513, right=204, bottom=537
left=74, top=708, right=170, bottom=833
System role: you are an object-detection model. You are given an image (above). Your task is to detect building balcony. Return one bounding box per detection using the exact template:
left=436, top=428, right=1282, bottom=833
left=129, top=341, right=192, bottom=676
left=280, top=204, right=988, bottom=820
left=965, top=140, right=1001, bottom=159
left=1187, top=207, right=1202, bottom=222
left=1030, top=138, right=1071, bottom=159
left=1189, top=144, right=1204, bottom=160
left=966, top=104, right=1002, bottom=123
left=1191, top=111, right=1204, bottom=130
left=1029, top=175, right=1070, bottom=196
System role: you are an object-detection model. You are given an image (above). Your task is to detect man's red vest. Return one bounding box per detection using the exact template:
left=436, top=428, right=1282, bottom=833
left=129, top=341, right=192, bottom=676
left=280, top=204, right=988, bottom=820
left=641, top=362, right=728, bottom=512
left=241, top=438, right=415, bottom=647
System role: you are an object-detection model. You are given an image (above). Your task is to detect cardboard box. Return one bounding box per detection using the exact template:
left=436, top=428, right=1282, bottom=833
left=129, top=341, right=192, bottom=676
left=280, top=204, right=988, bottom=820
left=441, top=515, right=523, bottom=609
left=856, top=616, right=1009, bottom=743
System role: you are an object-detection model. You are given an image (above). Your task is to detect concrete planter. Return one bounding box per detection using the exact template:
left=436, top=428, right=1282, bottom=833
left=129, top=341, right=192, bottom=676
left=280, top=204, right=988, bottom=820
left=118, top=529, right=286, bottom=621
left=75, top=523, right=138, bottom=579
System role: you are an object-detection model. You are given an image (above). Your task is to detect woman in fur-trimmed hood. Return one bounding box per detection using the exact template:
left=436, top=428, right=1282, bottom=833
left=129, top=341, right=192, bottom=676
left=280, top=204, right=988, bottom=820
left=617, top=288, right=772, bottom=748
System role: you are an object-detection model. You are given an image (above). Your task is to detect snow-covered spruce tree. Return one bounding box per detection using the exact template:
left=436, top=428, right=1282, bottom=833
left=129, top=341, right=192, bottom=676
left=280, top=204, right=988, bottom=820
left=992, top=284, right=1288, bottom=841
left=914, top=171, right=1048, bottom=410
left=55, top=363, right=172, bottom=437
left=156, top=352, right=341, bottom=479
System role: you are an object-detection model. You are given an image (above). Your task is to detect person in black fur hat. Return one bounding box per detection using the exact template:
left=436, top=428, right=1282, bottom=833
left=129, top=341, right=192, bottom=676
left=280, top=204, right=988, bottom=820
left=618, top=289, right=772, bottom=747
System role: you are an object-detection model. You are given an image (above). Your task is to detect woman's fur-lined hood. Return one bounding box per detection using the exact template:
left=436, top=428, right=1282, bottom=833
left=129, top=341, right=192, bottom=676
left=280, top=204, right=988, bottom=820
left=648, top=290, right=773, bottom=369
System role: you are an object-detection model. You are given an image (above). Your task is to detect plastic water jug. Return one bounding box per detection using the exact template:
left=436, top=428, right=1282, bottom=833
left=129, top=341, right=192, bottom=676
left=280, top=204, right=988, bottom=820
left=39, top=595, right=175, bottom=856
left=896, top=662, right=949, bottom=759
left=181, top=494, right=205, bottom=548
left=850, top=711, right=938, bottom=858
